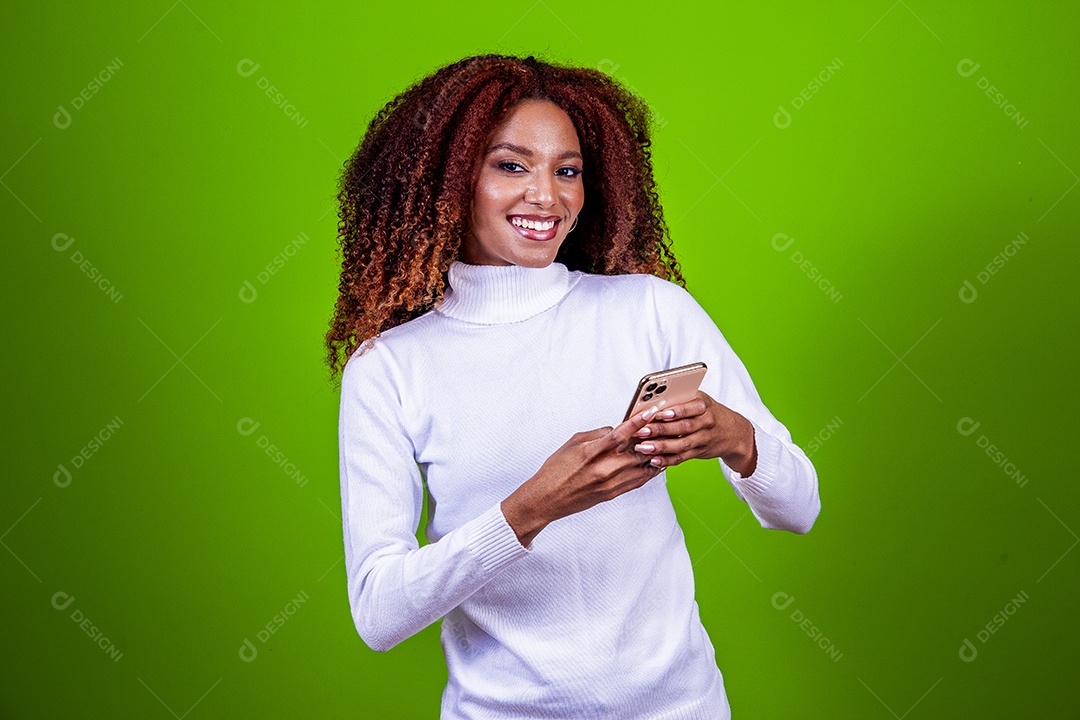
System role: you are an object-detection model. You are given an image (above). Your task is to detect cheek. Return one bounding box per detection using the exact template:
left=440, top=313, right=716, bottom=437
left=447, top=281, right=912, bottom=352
left=469, top=195, right=493, bottom=229
left=472, top=179, right=512, bottom=221
left=565, top=188, right=583, bottom=213
left=563, top=183, right=585, bottom=211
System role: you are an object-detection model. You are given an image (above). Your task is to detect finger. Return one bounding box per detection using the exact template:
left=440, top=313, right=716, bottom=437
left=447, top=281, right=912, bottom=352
left=645, top=448, right=691, bottom=469
left=578, top=426, right=612, bottom=440
left=639, top=444, right=691, bottom=468
left=635, top=415, right=698, bottom=440
left=662, top=397, right=708, bottom=420
left=634, top=405, right=685, bottom=436
left=606, top=405, right=660, bottom=453
left=634, top=433, right=698, bottom=459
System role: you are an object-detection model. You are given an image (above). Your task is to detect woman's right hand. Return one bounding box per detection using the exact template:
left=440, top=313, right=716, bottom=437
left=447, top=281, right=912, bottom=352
left=500, top=405, right=665, bottom=547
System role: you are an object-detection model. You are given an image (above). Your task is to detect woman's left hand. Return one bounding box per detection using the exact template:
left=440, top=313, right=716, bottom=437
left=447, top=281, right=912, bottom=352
left=632, top=391, right=758, bottom=476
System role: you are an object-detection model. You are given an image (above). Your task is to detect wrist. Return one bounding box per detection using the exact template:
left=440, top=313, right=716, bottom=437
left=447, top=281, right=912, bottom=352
left=722, top=418, right=757, bottom=477
left=501, top=485, right=550, bottom=548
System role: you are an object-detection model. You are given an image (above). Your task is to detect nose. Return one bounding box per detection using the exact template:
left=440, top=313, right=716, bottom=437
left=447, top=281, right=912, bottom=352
left=524, top=173, right=555, bottom=207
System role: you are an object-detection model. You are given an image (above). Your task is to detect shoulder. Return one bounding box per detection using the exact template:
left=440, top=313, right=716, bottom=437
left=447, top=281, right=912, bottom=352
left=647, top=272, right=715, bottom=315
left=640, top=271, right=692, bottom=299
left=572, top=269, right=674, bottom=305
left=341, top=309, right=439, bottom=390
left=605, top=271, right=701, bottom=313
left=570, top=271, right=706, bottom=323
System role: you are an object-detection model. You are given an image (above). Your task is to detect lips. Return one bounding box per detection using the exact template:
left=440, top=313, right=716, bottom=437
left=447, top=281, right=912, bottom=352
left=507, top=214, right=561, bottom=241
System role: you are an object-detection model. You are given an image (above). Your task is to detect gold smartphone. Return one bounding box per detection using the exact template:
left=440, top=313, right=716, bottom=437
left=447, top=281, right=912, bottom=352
left=622, top=362, right=708, bottom=422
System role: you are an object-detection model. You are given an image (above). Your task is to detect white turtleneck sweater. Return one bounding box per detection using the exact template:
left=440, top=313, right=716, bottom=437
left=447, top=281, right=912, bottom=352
left=338, top=260, right=820, bottom=719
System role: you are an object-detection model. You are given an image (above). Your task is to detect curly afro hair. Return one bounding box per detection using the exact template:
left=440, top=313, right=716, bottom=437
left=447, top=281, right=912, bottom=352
left=325, top=53, right=686, bottom=387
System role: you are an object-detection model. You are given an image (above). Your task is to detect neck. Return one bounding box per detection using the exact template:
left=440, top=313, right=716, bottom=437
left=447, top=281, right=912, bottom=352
left=435, top=260, right=580, bottom=325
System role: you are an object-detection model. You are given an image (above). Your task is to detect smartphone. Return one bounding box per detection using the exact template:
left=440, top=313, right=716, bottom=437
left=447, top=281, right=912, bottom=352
left=622, top=362, right=708, bottom=423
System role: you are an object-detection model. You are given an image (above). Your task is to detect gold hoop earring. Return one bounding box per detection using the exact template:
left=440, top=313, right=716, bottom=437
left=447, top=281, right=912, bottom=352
left=567, top=216, right=578, bottom=233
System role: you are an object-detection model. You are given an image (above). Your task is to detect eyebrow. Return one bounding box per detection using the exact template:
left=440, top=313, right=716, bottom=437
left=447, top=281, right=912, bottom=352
left=486, top=142, right=582, bottom=161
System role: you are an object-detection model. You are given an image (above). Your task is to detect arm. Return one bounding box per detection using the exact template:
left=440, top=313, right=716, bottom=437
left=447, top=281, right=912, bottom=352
left=338, top=350, right=530, bottom=652
left=652, top=278, right=821, bottom=534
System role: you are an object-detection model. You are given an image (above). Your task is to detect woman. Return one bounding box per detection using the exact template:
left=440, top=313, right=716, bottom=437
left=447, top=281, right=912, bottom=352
left=327, top=53, right=820, bottom=719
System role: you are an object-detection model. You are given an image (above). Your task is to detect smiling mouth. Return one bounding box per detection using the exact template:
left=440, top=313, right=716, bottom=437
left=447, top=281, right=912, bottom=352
left=507, top=215, right=560, bottom=241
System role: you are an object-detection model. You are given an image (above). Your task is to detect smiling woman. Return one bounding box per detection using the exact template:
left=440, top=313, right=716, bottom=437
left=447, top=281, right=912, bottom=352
left=324, top=55, right=681, bottom=379
left=327, top=53, right=820, bottom=720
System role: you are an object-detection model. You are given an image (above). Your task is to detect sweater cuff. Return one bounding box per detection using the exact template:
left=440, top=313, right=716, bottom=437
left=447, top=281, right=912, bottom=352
left=466, top=503, right=531, bottom=574
left=720, top=419, right=781, bottom=496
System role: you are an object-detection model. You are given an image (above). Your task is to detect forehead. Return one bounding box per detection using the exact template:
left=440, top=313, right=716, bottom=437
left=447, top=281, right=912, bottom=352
left=487, top=99, right=581, bottom=151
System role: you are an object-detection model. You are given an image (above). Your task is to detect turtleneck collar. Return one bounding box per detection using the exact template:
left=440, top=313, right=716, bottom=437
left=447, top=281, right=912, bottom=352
left=435, top=260, right=580, bottom=325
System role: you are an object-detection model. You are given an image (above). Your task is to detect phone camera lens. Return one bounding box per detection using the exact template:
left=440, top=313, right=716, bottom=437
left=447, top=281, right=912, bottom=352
left=645, top=382, right=658, bottom=392
left=655, top=385, right=667, bottom=394
left=641, top=392, right=653, bottom=401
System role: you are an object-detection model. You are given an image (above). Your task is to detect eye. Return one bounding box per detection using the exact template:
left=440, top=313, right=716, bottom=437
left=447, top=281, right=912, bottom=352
left=557, top=167, right=583, bottom=178
left=497, top=161, right=525, bottom=173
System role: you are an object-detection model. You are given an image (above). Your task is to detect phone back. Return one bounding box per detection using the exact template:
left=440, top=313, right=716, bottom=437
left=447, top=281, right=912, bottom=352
left=622, top=362, right=708, bottom=422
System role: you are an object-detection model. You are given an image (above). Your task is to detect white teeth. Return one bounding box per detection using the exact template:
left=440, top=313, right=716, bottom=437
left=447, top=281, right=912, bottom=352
left=510, top=217, right=556, bottom=231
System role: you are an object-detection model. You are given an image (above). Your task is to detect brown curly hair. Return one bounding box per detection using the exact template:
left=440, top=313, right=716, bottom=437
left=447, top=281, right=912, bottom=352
left=324, top=53, right=687, bottom=387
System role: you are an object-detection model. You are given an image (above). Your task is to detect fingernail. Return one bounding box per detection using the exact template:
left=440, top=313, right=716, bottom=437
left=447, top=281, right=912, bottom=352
left=650, top=457, right=663, bottom=466
left=635, top=443, right=655, bottom=453
left=642, top=405, right=658, bottom=420
left=635, top=427, right=651, bottom=437
left=659, top=410, right=675, bottom=419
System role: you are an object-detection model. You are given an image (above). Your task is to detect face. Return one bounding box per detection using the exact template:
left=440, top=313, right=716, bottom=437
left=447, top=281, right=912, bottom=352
left=462, top=99, right=585, bottom=267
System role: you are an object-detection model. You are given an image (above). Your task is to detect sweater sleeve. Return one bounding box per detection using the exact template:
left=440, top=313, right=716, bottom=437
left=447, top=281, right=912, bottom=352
left=338, top=345, right=531, bottom=652
left=652, top=277, right=821, bottom=534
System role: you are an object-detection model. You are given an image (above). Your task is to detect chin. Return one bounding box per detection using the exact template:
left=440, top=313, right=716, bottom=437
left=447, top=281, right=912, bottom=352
left=512, top=242, right=563, bottom=267
left=515, top=257, right=554, bottom=268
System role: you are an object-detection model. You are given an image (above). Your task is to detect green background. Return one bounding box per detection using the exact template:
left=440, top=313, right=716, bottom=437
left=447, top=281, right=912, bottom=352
left=3, top=1, right=1077, bottom=717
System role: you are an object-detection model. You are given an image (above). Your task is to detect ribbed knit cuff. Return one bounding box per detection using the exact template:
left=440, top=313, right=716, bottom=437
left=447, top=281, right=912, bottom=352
left=466, top=503, right=531, bottom=574
left=721, top=419, right=780, bottom=497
